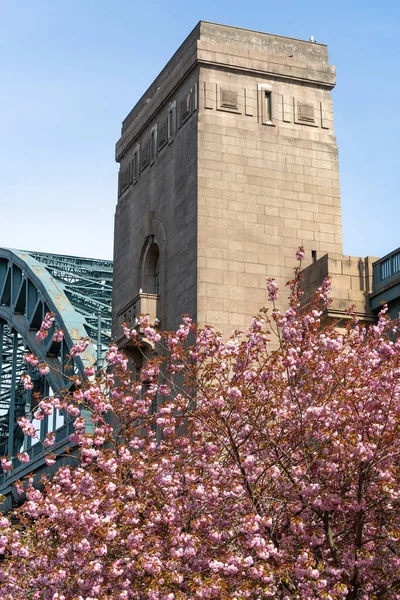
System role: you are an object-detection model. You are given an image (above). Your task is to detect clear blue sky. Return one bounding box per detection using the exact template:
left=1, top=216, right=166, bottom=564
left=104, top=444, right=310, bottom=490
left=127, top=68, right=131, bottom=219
left=0, top=0, right=398, bottom=260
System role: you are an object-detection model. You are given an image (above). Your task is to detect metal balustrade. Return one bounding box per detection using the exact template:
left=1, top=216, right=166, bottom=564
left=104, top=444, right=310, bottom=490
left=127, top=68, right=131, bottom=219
left=373, top=247, right=400, bottom=291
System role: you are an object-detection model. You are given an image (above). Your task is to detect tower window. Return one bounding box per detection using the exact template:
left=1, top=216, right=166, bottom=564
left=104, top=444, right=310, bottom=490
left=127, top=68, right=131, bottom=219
left=150, top=125, right=157, bottom=164
left=264, top=91, right=272, bottom=123
left=258, top=84, right=273, bottom=125
left=168, top=101, right=176, bottom=144
left=132, top=144, right=140, bottom=183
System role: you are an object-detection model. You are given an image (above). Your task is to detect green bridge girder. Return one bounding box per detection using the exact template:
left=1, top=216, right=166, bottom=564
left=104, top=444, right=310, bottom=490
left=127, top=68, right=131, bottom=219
left=0, top=248, right=112, bottom=504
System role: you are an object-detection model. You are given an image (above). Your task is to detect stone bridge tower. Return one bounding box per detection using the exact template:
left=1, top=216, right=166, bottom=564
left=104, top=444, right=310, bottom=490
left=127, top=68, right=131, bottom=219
left=113, top=22, right=342, bottom=343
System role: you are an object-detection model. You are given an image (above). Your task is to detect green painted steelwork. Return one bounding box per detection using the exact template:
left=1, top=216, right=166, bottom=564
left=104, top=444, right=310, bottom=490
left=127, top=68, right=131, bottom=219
left=28, top=251, right=112, bottom=346
left=0, top=248, right=113, bottom=502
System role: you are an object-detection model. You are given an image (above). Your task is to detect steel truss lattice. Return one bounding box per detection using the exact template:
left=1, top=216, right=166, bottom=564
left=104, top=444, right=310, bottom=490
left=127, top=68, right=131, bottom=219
left=0, top=248, right=113, bottom=476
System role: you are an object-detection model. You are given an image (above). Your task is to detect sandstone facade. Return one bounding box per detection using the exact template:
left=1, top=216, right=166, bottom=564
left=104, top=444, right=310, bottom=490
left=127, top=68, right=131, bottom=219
left=301, top=254, right=377, bottom=326
left=113, top=22, right=343, bottom=341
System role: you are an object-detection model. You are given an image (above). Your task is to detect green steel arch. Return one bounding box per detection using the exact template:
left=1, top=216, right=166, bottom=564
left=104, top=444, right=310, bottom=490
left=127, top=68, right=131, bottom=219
left=0, top=248, right=112, bottom=485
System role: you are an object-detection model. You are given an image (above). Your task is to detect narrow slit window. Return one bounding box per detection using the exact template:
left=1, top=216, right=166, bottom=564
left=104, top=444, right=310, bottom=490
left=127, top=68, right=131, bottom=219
left=133, top=145, right=140, bottom=183
left=168, top=101, right=176, bottom=144
left=264, top=91, right=272, bottom=123
left=150, top=126, right=157, bottom=165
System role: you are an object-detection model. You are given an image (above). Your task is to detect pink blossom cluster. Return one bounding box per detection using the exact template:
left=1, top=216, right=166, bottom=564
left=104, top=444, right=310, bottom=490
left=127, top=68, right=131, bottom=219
left=17, top=416, right=37, bottom=438
left=106, top=345, right=128, bottom=370
left=52, top=329, right=64, bottom=342
left=24, top=353, right=39, bottom=366
left=266, top=277, right=278, bottom=302
left=296, top=245, right=305, bottom=261
left=21, top=373, right=33, bottom=390
left=38, top=363, right=50, bottom=376
left=41, top=313, right=55, bottom=330
left=123, top=324, right=138, bottom=340
left=36, top=312, right=56, bottom=341
left=69, top=339, right=90, bottom=357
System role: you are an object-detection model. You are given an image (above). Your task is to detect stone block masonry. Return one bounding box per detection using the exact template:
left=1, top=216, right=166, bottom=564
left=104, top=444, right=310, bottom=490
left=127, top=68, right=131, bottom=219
left=113, top=22, right=343, bottom=343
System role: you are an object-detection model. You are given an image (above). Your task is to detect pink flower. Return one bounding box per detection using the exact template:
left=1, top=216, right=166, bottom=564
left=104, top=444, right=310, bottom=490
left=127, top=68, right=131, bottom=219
left=106, top=346, right=128, bottom=370
left=143, top=326, right=161, bottom=343
left=17, top=452, right=30, bottom=463
left=106, top=482, right=117, bottom=494
left=66, top=404, right=80, bottom=417
left=158, top=385, right=171, bottom=396
left=1, top=458, right=13, bottom=472
left=53, top=329, right=64, bottom=342
left=122, top=325, right=137, bottom=340
left=84, top=366, right=95, bottom=377
left=44, top=455, right=56, bottom=466
left=38, top=400, right=53, bottom=416
left=227, top=386, right=242, bottom=401
left=40, top=313, right=55, bottom=330
left=296, top=245, right=305, bottom=261
left=44, top=432, right=55, bottom=448
left=70, top=340, right=90, bottom=357
left=39, top=363, right=50, bottom=376
left=21, top=374, right=34, bottom=390
left=24, top=353, right=39, bottom=366
left=0, top=517, right=10, bottom=528
left=73, top=390, right=84, bottom=401
left=138, top=315, right=150, bottom=327
left=36, top=329, right=48, bottom=341
left=266, top=277, right=279, bottom=301
left=52, top=397, right=63, bottom=409
left=17, top=417, right=37, bottom=438
left=33, top=410, right=45, bottom=421
left=73, top=416, right=86, bottom=430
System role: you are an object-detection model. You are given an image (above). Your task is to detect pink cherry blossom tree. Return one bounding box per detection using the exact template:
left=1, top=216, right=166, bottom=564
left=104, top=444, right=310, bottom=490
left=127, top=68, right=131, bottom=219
left=0, top=255, right=399, bottom=599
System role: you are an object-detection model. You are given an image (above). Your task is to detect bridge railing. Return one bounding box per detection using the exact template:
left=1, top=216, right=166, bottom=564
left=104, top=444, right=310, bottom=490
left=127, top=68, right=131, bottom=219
left=373, top=247, right=400, bottom=292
